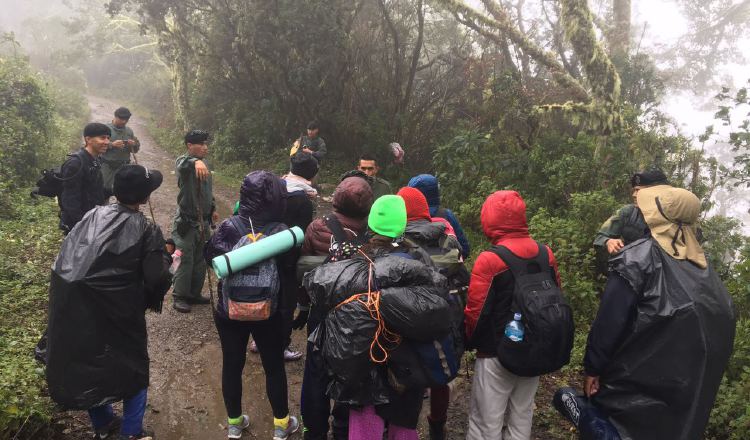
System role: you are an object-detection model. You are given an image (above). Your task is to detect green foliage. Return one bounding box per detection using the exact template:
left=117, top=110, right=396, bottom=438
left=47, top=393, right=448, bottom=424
left=701, top=215, right=747, bottom=278
left=0, top=192, right=62, bottom=437
left=0, top=57, right=55, bottom=187
left=0, top=47, right=86, bottom=437
left=529, top=192, right=620, bottom=320
left=705, top=319, right=750, bottom=439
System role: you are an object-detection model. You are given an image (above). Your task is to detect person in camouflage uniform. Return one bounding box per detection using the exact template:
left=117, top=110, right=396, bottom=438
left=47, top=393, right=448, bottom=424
left=102, top=107, right=141, bottom=197
left=593, top=169, right=668, bottom=270
left=358, top=154, right=392, bottom=200
left=172, top=130, right=218, bottom=313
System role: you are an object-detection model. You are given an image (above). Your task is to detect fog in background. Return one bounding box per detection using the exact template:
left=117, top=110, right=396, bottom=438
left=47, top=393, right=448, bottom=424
left=1, top=0, right=748, bottom=229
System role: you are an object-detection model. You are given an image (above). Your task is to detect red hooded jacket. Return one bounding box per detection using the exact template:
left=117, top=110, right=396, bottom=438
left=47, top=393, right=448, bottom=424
left=464, top=191, right=561, bottom=355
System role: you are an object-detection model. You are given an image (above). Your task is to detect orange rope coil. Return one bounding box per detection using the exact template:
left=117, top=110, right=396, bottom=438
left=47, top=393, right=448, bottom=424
left=334, top=250, right=401, bottom=363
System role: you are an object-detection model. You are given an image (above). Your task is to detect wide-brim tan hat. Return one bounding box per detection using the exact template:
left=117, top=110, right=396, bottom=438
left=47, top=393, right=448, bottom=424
left=637, top=185, right=707, bottom=269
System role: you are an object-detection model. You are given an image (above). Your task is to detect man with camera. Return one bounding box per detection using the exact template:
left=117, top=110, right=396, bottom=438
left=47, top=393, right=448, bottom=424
left=102, top=107, right=141, bottom=197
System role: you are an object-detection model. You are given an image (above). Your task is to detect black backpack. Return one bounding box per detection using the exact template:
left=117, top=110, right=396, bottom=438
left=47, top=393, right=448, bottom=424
left=489, top=243, right=574, bottom=377
left=31, top=153, right=83, bottom=199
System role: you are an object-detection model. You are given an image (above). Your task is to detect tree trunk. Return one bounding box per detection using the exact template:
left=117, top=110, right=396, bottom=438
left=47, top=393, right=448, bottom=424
left=610, top=0, right=631, bottom=64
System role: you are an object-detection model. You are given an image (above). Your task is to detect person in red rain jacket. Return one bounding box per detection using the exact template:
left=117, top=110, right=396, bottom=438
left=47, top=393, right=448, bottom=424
left=464, top=190, right=561, bottom=440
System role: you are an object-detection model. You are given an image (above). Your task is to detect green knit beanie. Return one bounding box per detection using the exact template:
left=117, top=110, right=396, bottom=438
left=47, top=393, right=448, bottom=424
left=368, top=195, right=407, bottom=238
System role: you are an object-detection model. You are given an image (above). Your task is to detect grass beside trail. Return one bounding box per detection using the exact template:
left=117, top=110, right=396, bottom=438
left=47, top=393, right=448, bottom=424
left=0, top=193, right=62, bottom=438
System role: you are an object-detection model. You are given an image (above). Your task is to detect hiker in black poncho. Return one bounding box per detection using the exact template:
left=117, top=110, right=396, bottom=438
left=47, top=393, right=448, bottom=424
left=303, top=195, right=451, bottom=440
left=555, top=184, right=736, bottom=440
left=46, top=165, right=171, bottom=440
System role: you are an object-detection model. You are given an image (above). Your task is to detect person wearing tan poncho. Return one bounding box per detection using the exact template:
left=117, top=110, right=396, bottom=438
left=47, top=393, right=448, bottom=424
left=555, top=184, right=735, bottom=440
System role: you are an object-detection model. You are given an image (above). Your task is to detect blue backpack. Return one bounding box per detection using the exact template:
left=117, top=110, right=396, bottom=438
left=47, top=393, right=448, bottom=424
left=387, top=251, right=462, bottom=388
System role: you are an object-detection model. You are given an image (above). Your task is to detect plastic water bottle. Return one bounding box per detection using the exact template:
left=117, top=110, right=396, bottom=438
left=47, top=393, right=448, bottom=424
left=169, top=249, right=182, bottom=274
left=504, top=313, right=524, bottom=342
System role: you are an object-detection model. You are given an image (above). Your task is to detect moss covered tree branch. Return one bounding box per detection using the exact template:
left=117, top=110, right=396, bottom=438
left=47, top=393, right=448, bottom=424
left=436, top=0, right=590, bottom=102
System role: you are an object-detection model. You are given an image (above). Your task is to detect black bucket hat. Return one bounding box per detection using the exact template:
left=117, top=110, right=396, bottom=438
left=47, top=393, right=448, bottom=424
left=114, top=164, right=163, bottom=204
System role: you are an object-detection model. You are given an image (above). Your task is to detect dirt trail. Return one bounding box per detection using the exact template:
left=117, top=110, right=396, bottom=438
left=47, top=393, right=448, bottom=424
left=51, top=97, right=308, bottom=440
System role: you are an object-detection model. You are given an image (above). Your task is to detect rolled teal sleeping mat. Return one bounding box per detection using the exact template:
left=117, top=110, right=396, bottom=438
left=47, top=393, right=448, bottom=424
left=212, top=226, right=304, bottom=279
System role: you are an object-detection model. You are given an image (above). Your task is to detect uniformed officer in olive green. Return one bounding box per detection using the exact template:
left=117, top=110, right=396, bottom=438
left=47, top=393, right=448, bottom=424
left=172, top=129, right=218, bottom=313
left=594, top=169, right=668, bottom=270
left=358, top=154, right=392, bottom=200
left=102, top=107, right=141, bottom=197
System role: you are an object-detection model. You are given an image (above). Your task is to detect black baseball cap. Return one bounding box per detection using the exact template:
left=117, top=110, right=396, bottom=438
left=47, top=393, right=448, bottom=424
left=631, top=168, right=668, bottom=188
left=83, top=122, right=111, bottom=138
left=114, top=164, right=163, bottom=204
left=185, top=129, right=210, bottom=145
left=114, top=107, right=132, bottom=120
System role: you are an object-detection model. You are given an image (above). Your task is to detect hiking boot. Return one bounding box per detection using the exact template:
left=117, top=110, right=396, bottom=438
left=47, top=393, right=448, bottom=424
left=428, top=418, right=446, bottom=440
left=248, top=340, right=258, bottom=353
left=228, top=415, right=250, bottom=439
left=118, top=430, right=154, bottom=440
left=552, top=387, right=583, bottom=426
left=93, top=416, right=121, bottom=439
left=173, top=299, right=191, bottom=313
left=284, top=348, right=303, bottom=361
left=187, top=296, right=211, bottom=305
left=273, top=416, right=299, bottom=440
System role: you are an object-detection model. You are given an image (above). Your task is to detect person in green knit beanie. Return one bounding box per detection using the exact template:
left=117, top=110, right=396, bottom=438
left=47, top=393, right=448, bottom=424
left=368, top=195, right=407, bottom=238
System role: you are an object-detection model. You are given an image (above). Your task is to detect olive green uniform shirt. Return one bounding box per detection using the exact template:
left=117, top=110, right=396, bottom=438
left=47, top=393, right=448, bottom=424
left=371, top=176, right=392, bottom=201
left=173, top=155, right=215, bottom=231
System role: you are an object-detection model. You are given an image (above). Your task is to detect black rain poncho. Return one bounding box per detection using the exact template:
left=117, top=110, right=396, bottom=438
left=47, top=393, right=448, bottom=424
left=593, top=239, right=735, bottom=440
left=303, top=252, right=450, bottom=409
left=46, top=204, right=170, bottom=410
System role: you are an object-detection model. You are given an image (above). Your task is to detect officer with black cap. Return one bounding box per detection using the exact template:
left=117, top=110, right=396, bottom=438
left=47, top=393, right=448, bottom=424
left=59, top=122, right=110, bottom=234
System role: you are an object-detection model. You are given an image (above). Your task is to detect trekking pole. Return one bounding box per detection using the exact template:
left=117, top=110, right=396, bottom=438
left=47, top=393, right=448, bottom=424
left=130, top=152, right=157, bottom=223
left=195, top=179, right=216, bottom=311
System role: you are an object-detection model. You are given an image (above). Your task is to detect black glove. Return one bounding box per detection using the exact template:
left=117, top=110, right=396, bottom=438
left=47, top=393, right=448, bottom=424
left=292, top=310, right=309, bottom=330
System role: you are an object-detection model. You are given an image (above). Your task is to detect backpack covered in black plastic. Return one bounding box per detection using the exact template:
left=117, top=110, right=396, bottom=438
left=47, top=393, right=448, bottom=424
left=489, top=243, right=574, bottom=377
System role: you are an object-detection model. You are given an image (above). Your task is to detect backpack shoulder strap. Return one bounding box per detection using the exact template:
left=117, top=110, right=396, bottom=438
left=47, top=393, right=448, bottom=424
left=261, top=221, right=283, bottom=236
left=488, top=242, right=550, bottom=280
left=325, top=215, right=349, bottom=244
left=59, top=152, right=85, bottom=180
left=228, top=215, right=248, bottom=235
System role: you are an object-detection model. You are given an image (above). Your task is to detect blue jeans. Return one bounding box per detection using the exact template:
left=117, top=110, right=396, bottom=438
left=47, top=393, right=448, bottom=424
left=88, top=388, right=148, bottom=436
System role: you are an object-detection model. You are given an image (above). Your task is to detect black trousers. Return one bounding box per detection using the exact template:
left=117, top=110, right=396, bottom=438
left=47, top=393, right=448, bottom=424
left=214, top=313, right=289, bottom=419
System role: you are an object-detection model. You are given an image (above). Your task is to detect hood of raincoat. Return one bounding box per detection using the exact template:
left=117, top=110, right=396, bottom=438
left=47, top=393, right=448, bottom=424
left=408, top=174, right=440, bottom=210
left=481, top=190, right=529, bottom=243
left=637, top=184, right=706, bottom=268
left=333, top=176, right=374, bottom=218
left=238, top=170, right=288, bottom=226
